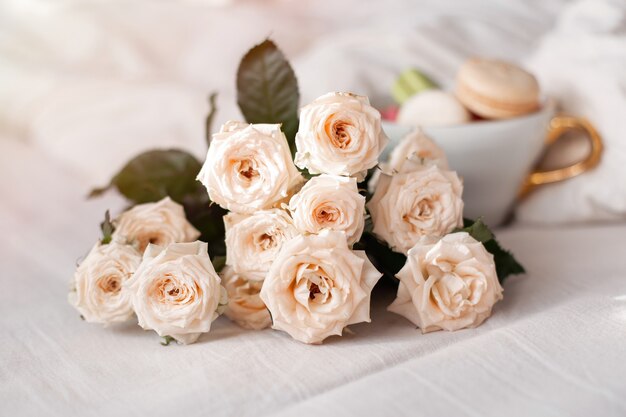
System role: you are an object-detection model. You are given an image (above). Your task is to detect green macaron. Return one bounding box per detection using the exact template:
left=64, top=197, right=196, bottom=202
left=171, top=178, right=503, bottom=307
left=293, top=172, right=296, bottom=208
left=392, top=68, right=438, bottom=105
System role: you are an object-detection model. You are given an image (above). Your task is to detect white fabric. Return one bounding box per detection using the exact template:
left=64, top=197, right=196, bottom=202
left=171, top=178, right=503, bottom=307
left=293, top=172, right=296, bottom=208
left=516, top=0, right=626, bottom=223
left=0, top=0, right=566, bottom=185
left=2, top=136, right=626, bottom=416
left=2, top=1, right=626, bottom=416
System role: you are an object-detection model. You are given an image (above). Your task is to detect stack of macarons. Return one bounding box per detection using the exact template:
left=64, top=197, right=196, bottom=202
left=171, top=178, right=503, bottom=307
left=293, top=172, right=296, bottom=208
left=388, top=58, right=540, bottom=127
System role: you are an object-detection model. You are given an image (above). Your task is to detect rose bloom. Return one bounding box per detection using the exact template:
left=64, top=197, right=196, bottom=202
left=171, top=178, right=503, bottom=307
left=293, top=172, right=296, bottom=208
left=294, top=92, right=388, bottom=180
left=388, top=232, right=503, bottom=332
left=369, top=129, right=449, bottom=193
left=113, top=197, right=200, bottom=253
left=260, top=230, right=382, bottom=344
left=126, top=241, right=227, bottom=344
left=368, top=165, right=463, bottom=254
left=386, top=128, right=449, bottom=171
left=221, top=266, right=271, bottom=330
left=197, top=121, right=304, bottom=214
left=288, top=174, right=365, bottom=245
left=69, top=241, right=142, bottom=325
left=224, top=209, right=298, bottom=280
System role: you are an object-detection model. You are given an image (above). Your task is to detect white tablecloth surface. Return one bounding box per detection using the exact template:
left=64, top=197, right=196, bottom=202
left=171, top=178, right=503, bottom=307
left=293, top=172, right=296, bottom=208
left=1, top=138, right=626, bottom=416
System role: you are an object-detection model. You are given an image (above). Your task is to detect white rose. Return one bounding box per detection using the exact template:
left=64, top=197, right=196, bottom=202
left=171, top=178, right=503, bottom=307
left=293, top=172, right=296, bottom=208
left=113, top=197, right=200, bottom=253
left=388, top=232, right=503, bottom=332
left=221, top=266, right=271, bottom=330
left=288, top=174, right=365, bottom=245
left=369, top=129, right=448, bottom=193
left=368, top=165, right=463, bottom=254
left=260, top=230, right=382, bottom=344
left=69, top=241, right=142, bottom=325
left=294, top=92, right=388, bottom=180
left=197, top=121, right=304, bottom=214
left=126, top=241, right=227, bottom=344
left=224, top=209, right=298, bottom=280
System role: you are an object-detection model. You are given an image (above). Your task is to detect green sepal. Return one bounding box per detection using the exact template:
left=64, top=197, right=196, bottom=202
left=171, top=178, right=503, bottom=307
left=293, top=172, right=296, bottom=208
left=160, top=335, right=176, bottom=346
left=100, top=210, right=115, bottom=244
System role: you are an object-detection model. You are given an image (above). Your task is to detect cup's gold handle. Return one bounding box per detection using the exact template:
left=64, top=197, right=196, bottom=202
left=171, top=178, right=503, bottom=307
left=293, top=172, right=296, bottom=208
left=518, top=115, right=603, bottom=198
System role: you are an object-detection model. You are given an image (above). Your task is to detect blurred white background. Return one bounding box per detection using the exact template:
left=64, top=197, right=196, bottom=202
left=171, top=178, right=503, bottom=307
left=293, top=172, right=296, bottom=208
left=0, top=0, right=568, bottom=184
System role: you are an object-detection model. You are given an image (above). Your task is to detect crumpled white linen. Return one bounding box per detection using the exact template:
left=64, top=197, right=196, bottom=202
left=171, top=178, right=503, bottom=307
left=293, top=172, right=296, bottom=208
left=516, top=0, right=626, bottom=223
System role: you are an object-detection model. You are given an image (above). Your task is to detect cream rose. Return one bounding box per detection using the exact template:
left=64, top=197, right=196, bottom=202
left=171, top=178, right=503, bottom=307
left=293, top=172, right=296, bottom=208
left=260, top=230, right=382, bottom=344
left=113, top=197, right=200, bottom=253
left=126, top=241, right=227, bottom=344
left=386, top=128, right=448, bottom=171
left=221, top=266, right=271, bottom=330
left=369, top=129, right=448, bottom=193
left=388, top=232, right=503, bottom=332
left=288, top=174, right=365, bottom=245
left=224, top=209, right=298, bottom=280
left=69, top=241, right=142, bottom=325
left=294, top=92, right=388, bottom=180
left=368, top=165, right=463, bottom=254
left=197, top=121, right=304, bottom=214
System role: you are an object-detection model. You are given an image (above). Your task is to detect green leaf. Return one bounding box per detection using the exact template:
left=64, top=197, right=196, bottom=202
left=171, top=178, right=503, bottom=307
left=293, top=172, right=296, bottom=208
left=211, top=255, right=226, bottom=273
left=457, top=218, right=525, bottom=283
left=484, top=239, right=526, bottom=282
left=357, top=232, right=407, bottom=279
left=236, top=39, right=299, bottom=151
left=454, top=217, right=493, bottom=243
left=160, top=335, right=176, bottom=346
left=89, top=149, right=228, bottom=258
left=205, top=92, right=218, bottom=148
left=182, top=195, right=227, bottom=258
left=100, top=210, right=115, bottom=244
left=89, top=149, right=203, bottom=205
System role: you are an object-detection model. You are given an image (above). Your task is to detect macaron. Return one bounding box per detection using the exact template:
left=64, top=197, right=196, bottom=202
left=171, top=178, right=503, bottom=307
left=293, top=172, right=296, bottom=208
left=396, top=90, right=471, bottom=127
left=392, top=68, right=438, bottom=105
left=456, top=58, right=540, bottom=119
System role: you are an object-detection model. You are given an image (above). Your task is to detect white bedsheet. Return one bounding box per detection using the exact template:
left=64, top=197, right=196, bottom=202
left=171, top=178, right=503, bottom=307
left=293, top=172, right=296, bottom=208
left=2, top=1, right=626, bottom=416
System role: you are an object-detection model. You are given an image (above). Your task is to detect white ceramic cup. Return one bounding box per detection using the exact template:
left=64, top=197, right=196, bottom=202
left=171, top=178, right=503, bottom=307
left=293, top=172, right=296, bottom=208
left=381, top=99, right=603, bottom=226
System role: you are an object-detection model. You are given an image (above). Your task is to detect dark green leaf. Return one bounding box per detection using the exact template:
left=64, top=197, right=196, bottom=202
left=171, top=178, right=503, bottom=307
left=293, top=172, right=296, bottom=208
left=457, top=218, right=525, bottom=283
left=182, top=193, right=227, bottom=258
left=89, top=149, right=203, bottom=205
left=89, top=149, right=228, bottom=258
left=205, top=92, right=218, bottom=147
left=236, top=39, right=299, bottom=152
left=484, top=239, right=526, bottom=283
left=360, top=166, right=379, bottom=202
left=88, top=186, right=109, bottom=199
left=211, top=256, right=226, bottom=273
left=454, top=217, right=493, bottom=243
left=357, top=232, right=407, bottom=280
left=100, top=210, right=115, bottom=244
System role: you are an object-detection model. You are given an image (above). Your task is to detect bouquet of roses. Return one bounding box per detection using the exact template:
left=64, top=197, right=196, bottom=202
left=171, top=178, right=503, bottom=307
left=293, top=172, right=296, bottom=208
left=70, top=39, right=523, bottom=345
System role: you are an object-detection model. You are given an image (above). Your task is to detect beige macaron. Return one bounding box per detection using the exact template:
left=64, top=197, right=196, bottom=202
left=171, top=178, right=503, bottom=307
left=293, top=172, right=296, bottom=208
left=456, top=58, right=540, bottom=119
